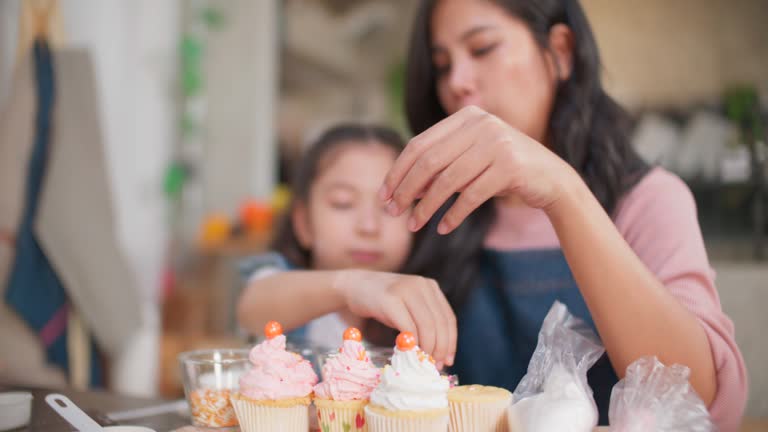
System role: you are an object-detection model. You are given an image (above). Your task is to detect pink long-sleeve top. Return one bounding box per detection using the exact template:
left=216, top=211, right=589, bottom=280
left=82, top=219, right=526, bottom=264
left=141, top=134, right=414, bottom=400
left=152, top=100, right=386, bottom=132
left=485, top=167, right=748, bottom=431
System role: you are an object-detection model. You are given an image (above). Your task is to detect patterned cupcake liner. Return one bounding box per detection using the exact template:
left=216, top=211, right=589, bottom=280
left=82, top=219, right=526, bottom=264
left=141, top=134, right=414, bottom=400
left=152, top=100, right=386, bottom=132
left=314, top=399, right=368, bottom=432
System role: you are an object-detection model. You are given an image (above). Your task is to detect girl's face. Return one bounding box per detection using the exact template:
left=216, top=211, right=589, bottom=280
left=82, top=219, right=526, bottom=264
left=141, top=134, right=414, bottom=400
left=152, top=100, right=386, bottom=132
left=293, top=142, right=413, bottom=272
left=430, top=0, right=566, bottom=144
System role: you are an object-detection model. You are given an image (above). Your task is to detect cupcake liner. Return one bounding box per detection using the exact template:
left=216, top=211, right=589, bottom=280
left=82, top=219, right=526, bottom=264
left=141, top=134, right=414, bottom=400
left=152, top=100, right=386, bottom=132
left=315, top=399, right=368, bottom=432
left=365, top=405, right=448, bottom=432
left=448, top=398, right=510, bottom=432
left=231, top=397, right=308, bottom=432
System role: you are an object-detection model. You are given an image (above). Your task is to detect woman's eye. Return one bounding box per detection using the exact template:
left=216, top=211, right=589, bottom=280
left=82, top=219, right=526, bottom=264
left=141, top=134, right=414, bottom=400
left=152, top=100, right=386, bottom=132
left=471, top=42, right=498, bottom=57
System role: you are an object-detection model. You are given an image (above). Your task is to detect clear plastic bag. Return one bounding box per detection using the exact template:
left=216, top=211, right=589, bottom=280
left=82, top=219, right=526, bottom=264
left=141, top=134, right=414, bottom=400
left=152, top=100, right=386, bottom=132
left=508, top=301, right=605, bottom=432
left=609, top=356, right=715, bottom=432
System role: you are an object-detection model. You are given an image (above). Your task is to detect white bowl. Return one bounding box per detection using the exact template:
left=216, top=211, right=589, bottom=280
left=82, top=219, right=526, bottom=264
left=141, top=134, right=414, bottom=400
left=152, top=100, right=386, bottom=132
left=0, top=392, right=32, bottom=431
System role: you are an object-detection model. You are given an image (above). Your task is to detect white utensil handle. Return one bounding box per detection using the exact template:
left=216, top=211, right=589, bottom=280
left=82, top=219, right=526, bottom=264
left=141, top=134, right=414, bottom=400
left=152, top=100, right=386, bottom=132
left=45, top=393, right=105, bottom=432
left=107, top=399, right=188, bottom=421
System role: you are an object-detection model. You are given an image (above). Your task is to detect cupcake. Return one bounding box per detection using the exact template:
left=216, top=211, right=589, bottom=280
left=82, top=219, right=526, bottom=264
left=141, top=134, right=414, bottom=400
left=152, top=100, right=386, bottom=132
left=365, top=332, right=450, bottom=432
left=230, top=321, right=318, bottom=432
left=448, top=385, right=512, bottom=432
left=314, top=327, right=381, bottom=432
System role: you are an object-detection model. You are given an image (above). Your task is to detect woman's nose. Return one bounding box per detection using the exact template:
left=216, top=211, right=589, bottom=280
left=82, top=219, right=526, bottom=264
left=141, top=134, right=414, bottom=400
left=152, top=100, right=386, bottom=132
left=447, top=59, right=477, bottom=99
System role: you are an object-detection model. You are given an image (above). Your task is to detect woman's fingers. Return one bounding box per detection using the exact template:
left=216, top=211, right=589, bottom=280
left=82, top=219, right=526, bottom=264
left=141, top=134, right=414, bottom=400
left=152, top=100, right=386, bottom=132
left=437, top=164, right=504, bottom=234
left=408, top=142, right=493, bottom=231
left=389, top=132, right=476, bottom=218
left=380, top=106, right=481, bottom=204
left=382, top=106, right=568, bottom=233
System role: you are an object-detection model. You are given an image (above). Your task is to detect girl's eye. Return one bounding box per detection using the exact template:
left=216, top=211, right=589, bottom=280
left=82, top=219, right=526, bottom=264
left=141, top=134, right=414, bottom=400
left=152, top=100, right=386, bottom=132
left=330, top=199, right=354, bottom=210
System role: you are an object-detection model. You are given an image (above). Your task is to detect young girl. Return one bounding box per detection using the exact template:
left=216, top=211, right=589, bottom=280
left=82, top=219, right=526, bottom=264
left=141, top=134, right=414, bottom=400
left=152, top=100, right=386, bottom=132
left=375, top=0, right=747, bottom=429
left=237, top=124, right=456, bottom=365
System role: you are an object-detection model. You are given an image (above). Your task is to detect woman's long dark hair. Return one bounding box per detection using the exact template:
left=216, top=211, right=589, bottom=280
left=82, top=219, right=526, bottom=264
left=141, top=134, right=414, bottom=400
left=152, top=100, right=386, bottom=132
left=404, top=0, right=650, bottom=310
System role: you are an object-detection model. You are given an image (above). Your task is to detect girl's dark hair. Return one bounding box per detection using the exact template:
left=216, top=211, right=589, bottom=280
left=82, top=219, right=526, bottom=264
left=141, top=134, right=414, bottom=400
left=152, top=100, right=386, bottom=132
left=403, top=0, right=650, bottom=309
left=272, top=124, right=408, bottom=268
left=272, top=123, right=444, bottom=345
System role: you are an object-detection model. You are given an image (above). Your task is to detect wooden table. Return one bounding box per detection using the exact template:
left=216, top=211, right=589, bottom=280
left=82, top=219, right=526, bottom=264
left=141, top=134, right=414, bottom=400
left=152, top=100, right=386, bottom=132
left=2, top=386, right=190, bottom=431
left=7, top=386, right=766, bottom=431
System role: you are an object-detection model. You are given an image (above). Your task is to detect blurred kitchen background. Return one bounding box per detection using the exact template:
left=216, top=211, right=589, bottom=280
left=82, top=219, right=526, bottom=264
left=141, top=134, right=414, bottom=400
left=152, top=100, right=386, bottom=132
left=0, top=0, right=766, bottom=424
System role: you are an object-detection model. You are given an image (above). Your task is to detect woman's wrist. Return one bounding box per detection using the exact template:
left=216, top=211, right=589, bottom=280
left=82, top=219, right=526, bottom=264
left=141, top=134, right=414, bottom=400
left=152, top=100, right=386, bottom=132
left=543, top=166, right=594, bottom=223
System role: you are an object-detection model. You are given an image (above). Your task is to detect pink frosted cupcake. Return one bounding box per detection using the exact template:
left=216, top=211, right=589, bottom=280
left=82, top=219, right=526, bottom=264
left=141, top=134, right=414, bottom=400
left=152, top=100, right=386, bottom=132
left=314, top=327, right=381, bottom=432
left=230, top=321, right=318, bottom=432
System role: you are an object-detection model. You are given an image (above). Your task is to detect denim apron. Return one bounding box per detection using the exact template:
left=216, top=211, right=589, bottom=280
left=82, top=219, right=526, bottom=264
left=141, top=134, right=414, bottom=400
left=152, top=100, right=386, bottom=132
left=452, top=249, right=618, bottom=425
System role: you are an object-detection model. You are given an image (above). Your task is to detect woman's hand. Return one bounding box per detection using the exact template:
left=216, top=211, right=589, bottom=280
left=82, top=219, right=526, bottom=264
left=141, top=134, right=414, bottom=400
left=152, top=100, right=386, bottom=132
left=333, top=270, right=457, bottom=367
left=379, top=105, right=577, bottom=234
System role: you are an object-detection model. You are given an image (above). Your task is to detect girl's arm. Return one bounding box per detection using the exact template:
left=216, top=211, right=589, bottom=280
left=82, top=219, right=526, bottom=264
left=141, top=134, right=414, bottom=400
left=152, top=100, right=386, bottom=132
left=237, top=270, right=343, bottom=336
left=237, top=269, right=458, bottom=367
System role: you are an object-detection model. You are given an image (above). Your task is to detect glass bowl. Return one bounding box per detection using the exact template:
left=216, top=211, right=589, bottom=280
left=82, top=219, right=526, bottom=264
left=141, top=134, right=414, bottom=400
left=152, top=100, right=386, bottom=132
left=178, top=348, right=250, bottom=429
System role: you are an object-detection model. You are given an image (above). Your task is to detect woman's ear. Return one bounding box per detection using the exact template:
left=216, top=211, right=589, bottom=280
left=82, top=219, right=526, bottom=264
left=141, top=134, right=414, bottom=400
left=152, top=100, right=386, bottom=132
left=291, top=201, right=313, bottom=249
left=547, top=23, right=574, bottom=81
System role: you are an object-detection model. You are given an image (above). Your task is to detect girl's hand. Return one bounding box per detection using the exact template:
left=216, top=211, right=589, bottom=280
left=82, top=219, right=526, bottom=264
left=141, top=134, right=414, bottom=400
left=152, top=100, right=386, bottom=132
left=379, top=105, right=577, bottom=234
left=334, top=270, right=457, bottom=367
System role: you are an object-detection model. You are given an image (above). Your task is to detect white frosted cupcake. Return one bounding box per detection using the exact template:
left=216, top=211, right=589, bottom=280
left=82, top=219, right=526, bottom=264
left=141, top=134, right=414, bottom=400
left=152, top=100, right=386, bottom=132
left=365, top=332, right=450, bottom=432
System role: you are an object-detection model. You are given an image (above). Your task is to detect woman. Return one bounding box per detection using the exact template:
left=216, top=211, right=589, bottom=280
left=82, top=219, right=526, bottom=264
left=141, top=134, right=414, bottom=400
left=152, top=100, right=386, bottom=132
left=380, top=0, right=747, bottom=428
